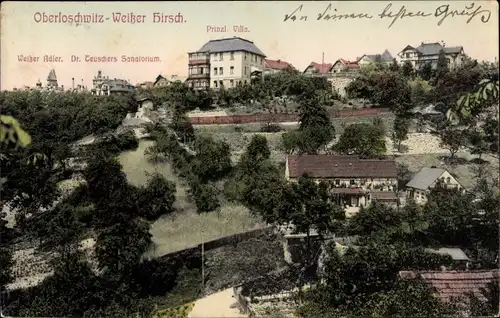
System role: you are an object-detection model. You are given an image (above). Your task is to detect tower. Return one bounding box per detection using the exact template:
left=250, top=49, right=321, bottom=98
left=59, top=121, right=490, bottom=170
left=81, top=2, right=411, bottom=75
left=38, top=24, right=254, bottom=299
left=47, top=69, right=58, bottom=88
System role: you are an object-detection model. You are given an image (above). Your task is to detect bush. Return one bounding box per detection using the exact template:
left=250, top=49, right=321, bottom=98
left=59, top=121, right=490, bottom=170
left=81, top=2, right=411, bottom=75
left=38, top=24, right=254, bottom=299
left=260, top=124, right=282, bottom=132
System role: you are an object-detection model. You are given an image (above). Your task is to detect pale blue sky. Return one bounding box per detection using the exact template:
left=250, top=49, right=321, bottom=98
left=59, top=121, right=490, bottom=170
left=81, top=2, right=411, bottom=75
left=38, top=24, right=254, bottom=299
left=1, top=1, right=498, bottom=89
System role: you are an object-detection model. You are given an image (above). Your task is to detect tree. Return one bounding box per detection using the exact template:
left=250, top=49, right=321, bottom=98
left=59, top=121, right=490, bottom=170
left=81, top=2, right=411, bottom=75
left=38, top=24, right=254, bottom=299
left=435, top=49, right=449, bottom=81
left=190, top=136, right=232, bottom=183
left=334, top=123, right=386, bottom=158
left=468, top=129, right=489, bottom=160
left=408, top=77, right=433, bottom=106
left=95, top=218, right=152, bottom=277
left=246, top=134, right=271, bottom=162
left=392, top=115, right=410, bottom=151
left=188, top=181, right=220, bottom=213
left=389, top=58, right=400, bottom=72
left=0, top=247, right=14, bottom=292
left=347, top=201, right=402, bottom=236
left=439, top=125, right=466, bottom=159
left=419, top=62, right=433, bottom=81
left=298, top=240, right=454, bottom=317
left=138, top=173, right=176, bottom=221
left=401, top=61, right=414, bottom=78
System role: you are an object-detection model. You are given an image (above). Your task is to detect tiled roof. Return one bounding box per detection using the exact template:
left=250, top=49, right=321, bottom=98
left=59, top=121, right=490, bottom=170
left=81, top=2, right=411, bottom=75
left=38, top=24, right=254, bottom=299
left=47, top=69, right=57, bottom=81
left=264, top=59, right=292, bottom=70
left=362, top=49, right=394, bottom=62
left=405, top=167, right=446, bottom=190
left=286, top=155, right=397, bottom=179
left=415, top=43, right=463, bottom=56
left=197, top=37, right=266, bottom=57
left=304, top=62, right=333, bottom=74
left=331, top=188, right=365, bottom=194
left=336, top=59, right=360, bottom=69
left=399, top=270, right=500, bottom=302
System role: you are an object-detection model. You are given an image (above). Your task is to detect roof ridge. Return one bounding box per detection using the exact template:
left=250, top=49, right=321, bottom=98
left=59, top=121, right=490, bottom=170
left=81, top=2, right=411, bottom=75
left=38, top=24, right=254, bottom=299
left=209, top=36, right=254, bottom=43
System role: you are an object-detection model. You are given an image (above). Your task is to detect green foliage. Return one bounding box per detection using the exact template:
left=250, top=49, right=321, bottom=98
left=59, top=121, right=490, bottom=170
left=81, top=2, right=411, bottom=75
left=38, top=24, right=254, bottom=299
left=392, top=115, right=411, bottom=151
left=439, top=125, right=467, bottom=159
left=0, top=114, right=32, bottom=149
left=280, top=91, right=335, bottom=154
left=333, top=122, right=386, bottom=158
left=138, top=173, right=176, bottom=221
left=190, top=136, right=232, bottom=183
left=346, top=71, right=411, bottom=114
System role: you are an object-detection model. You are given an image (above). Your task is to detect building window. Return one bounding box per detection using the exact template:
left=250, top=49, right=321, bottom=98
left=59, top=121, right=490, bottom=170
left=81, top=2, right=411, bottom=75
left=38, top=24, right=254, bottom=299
left=244, top=80, right=247, bottom=84
left=230, top=66, right=234, bottom=75
left=334, top=180, right=340, bottom=185
left=200, top=67, right=204, bottom=74
left=230, top=79, right=234, bottom=87
left=219, top=52, right=223, bottom=61
left=230, top=52, right=234, bottom=60
left=219, top=67, right=223, bottom=75
left=219, top=80, right=223, bottom=87
left=213, top=81, right=218, bottom=88
left=405, top=52, right=411, bottom=58
left=213, top=68, right=218, bottom=75
left=245, top=52, right=248, bottom=60
left=350, top=180, right=355, bottom=185
left=245, top=66, right=248, bottom=75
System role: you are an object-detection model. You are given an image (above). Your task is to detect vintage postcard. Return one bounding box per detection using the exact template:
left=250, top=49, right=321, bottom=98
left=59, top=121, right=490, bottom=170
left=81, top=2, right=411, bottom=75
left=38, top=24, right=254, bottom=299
left=1, top=1, right=498, bottom=317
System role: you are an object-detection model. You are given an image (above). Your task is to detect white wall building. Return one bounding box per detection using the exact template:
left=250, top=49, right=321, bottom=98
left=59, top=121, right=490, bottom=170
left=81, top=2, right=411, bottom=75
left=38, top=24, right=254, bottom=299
left=405, top=167, right=465, bottom=205
left=186, top=37, right=266, bottom=90
left=397, top=42, right=465, bottom=70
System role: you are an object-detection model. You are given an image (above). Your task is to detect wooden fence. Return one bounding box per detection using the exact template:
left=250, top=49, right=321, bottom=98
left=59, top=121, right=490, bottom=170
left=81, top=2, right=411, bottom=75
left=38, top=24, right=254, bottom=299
left=154, top=227, right=275, bottom=262
left=188, top=108, right=391, bottom=125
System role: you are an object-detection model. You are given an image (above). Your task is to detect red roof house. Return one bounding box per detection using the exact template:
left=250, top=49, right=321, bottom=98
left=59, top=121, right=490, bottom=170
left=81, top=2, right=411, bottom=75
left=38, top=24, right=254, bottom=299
left=285, top=155, right=397, bottom=180
left=399, top=269, right=500, bottom=303
left=303, top=62, right=333, bottom=74
left=330, top=59, right=360, bottom=73
left=264, top=59, right=293, bottom=71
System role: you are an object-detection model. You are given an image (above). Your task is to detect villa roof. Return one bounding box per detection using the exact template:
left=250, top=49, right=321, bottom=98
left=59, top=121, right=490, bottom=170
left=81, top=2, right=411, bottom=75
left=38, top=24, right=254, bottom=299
left=286, top=155, right=397, bottom=179
left=196, top=37, right=266, bottom=57
left=399, top=269, right=500, bottom=302
left=402, top=43, right=464, bottom=56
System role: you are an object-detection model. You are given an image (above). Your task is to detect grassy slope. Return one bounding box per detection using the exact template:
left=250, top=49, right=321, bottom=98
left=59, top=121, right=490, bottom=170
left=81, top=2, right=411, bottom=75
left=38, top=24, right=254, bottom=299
left=117, top=141, right=265, bottom=258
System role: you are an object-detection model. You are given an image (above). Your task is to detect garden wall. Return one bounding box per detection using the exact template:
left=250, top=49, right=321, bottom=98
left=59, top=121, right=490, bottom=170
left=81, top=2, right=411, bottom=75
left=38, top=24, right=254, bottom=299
left=188, top=108, right=391, bottom=125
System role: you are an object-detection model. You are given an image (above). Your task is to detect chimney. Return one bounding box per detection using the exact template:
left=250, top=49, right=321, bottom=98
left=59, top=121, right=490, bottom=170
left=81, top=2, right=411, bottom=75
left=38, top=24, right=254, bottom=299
left=72, top=78, right=75, bottom=89
left=322, top=52, right=325, bottom=64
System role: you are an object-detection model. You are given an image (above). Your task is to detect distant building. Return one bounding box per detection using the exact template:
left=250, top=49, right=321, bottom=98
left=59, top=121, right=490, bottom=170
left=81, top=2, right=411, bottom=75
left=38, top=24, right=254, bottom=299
left=91, top=70, right=134, bottom=96
left=137, top=81, right=154, bottom=89
left=397, top=42, right=465, bottom=70
left=405, top=167, right=465, bottom=204
left=263, top=59, right=293, bottom=75
left=357, top=49, right=394, bottom=66
left=303, top=62, right=333, bottom=75
left=153, top=74, right=170, bottom=87
left=186, top=36, right=266, bottom=90
left=285, top=155, right=399, bottom=217
left=330, top=59, right=360, bottom=73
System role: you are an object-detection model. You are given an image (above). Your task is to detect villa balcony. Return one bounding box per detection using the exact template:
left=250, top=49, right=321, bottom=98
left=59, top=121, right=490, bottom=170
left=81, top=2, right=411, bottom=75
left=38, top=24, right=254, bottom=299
left=188, top=55, right=210, bottom=66
left=187, top=73, right=209, bottom=80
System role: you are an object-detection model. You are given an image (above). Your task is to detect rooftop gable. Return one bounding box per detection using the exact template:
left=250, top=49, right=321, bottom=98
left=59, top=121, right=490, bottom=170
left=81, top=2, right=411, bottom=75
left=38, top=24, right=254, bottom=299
left=304, top=62, right=333, bottom=74
left=47, top=69, right=57, bottom=81
left=197, top=37, right=266, bottom=57
left=265, top=59, right=292, bottom=70
left=405, top=167, right=451, bottom=190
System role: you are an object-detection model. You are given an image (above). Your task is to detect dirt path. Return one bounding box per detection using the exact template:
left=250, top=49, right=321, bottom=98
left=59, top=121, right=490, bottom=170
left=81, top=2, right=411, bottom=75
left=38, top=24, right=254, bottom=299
left=188, top=288, right=247, bottom=318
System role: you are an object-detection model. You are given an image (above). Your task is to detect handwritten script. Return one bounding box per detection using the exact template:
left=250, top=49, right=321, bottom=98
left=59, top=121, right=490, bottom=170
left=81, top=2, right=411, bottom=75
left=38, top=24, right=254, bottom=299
left=283, top=3, right=492, bottom=28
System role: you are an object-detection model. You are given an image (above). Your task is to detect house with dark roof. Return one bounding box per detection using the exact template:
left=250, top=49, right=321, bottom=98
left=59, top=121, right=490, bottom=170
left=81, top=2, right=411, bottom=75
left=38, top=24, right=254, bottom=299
left=398, top=42, right=465, bottom=70
left=263, top=59, right=293, bottom=75
left=330, top=59, right=360, bottom=73
left=186, top=37, right=266, bottom=90
left=398, top=269, right=500, bottom=307
left=91, top=70, right=135, bottom=96
left=303, top=62, right=333, bottom=75
left=405, top=167, right=465, bottom=204
left=357, top=49, right=394, bottom=66
left=285, top=155, right=399, bottom=217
